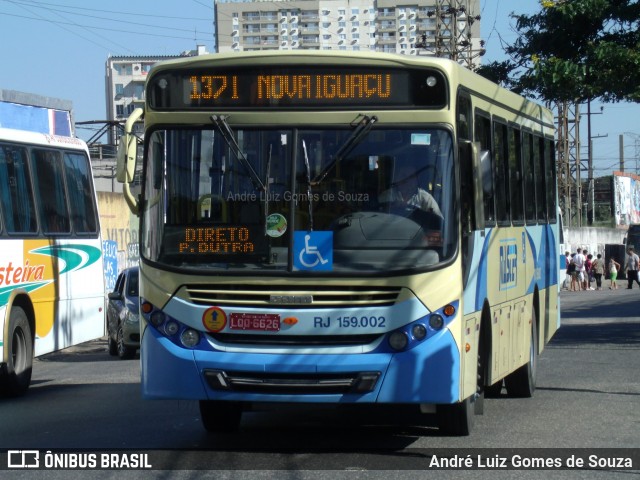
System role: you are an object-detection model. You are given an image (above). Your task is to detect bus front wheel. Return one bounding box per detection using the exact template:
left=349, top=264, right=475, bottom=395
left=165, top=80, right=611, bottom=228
left=1, top=307, right=34, bottom=396
left=437, top=396, right=474, bottom=436
left=199, top=400, right=243, bottom=433
left=505, top=309, right=538, bottom=398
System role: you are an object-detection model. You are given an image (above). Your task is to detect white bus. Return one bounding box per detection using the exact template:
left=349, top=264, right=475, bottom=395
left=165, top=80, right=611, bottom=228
left=0, top=127, right=105, bottom=396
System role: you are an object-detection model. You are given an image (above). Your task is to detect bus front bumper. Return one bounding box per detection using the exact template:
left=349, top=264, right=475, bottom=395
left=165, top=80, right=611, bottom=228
left=140, top=327, right=461, bottom=404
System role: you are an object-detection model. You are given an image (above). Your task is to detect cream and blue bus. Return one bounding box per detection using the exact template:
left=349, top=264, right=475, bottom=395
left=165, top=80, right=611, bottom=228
left=0, top=128, right=105, bottom=396
left=117, top=51, right=559, bottom=435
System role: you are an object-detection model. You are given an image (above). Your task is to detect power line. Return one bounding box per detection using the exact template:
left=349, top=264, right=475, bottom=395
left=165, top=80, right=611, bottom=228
left=2, top=0, right=214, bottom=35
left=0, top=11, right=213, bottom=42
left=3, top=0, right=117, bottom=53
left=10, top=0, right=135, bottom=54
left=1, top=0, right=213, bottom=21
left=192, top=0, right=214, bottom=11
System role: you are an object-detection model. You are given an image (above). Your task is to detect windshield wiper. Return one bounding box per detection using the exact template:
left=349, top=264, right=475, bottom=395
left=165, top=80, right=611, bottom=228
left=211, top=114, right=265, bottom=192
left=302, top=140, right=315, bottom=231
left=311, top=114, right=378, bottom=186
left=264, top=142, right=272, bottom=235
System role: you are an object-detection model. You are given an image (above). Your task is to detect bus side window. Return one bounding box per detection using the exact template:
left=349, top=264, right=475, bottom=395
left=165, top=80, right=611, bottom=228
left=509, top=126, right=524, bottom=224
left=493, top=121, right=510, bottom=225
left=545, top=138, right=557, bottom=222
left=31, top=149, right=71, bottom=235
left=523, top=132, right=537, bottom=224
left=474, top=113, right=494, bottom=225
left=534, top=135, right=547, bottom=222
left=0, top=144, right=38, bottom=234
left=456, top=93, right=472, bottom=141
left=63, top=152, right=99, bottom=234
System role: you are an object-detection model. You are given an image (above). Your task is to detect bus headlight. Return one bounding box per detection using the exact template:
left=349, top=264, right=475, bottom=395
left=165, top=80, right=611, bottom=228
left=389, top=331, right=409, bottom=351
left=412, top=324, right=427, bottom=340
left=429, top=314, right=444, bottom=330
left=164, top=321, right=180, bottom=336
left=149, top=311, right=166, bottom=328
left=181, top=328, right=200, bottom=348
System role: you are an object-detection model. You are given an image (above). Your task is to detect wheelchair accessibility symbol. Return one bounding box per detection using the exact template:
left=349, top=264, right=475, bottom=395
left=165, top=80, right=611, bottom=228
left=294, top=231, right=333, bottom=271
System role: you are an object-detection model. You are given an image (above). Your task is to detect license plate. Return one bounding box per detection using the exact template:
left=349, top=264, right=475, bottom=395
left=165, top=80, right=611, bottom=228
left=229, top=313, right=280, bottom=332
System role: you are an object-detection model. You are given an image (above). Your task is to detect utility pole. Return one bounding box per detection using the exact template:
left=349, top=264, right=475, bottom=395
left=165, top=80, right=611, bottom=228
left=556, top=102, right=571, bottom=226
left=415, top=0, right=484, bottom=69
left=555, top=102, right=581, bottom=227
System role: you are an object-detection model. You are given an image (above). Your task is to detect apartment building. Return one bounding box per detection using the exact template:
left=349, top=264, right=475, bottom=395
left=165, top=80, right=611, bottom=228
left=104, top=46, right=209, bottom=145
left=215, top=0, right=480, bottom=58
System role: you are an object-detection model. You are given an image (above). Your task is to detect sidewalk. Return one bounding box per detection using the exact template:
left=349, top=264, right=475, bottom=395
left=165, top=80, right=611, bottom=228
left=560, top=281, right=640, bottom=316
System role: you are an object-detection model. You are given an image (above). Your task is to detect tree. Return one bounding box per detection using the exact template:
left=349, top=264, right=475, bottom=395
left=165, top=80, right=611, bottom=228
left=476, top=0, right=640, bottom=103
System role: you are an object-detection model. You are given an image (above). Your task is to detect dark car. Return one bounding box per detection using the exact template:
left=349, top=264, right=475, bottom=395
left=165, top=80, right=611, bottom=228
left=106, top=266, right=140, bottom=359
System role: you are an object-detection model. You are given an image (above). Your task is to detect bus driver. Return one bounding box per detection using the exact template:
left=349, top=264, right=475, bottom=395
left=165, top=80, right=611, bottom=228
left=379, top=164, right=443, bottom=218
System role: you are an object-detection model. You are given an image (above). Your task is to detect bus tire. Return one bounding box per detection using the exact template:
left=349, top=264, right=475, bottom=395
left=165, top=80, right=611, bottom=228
left=437, top=396, right=473, bottom=436
left=199, top=400, right=243, bottom=433
left=505, top=309, right=538, bottom=398
left=1, top=307, right=34, bottom=396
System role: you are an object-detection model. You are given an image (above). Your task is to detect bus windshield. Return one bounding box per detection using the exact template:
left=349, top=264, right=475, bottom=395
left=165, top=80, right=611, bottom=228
left=141, top=126, right=456, bottom=273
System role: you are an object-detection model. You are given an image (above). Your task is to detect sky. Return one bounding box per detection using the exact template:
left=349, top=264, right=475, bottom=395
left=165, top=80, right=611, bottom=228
left=0, top=0, right=638, bottom=177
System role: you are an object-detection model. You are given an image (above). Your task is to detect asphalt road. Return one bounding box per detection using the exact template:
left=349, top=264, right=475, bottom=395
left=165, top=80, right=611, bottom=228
left=1, top=287, right=639, bottom=479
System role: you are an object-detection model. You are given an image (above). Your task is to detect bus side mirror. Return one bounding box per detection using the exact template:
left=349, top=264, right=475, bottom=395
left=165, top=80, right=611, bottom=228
left=479, top=149, right=493, bottom=197
left=116, top=107, right=144, bottom=183
left=116, top=108, right=144, bottom=215
left=471, top=143, right=486, bottom=230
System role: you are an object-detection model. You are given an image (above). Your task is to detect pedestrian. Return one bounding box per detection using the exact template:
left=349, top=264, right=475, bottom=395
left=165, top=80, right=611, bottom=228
left=584, top=252, right=594, bottom=290
left=591, top=253, right=605, bottom=290
left=624, top=247, right=640, bottom=289
left=562, top=251, right=571, bottom=290
left=568, top=254, right=579, bottom=291
left=573, top=248, right=585, bottom=291
left=609, top=257, right=620, bottom=289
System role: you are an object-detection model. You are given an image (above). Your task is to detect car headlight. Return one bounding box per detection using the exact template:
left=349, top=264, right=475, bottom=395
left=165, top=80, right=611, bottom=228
left=126, top=311, right=139, bottom=324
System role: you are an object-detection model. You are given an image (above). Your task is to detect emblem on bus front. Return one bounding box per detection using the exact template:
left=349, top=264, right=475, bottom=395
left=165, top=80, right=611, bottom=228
left=269, top=295, right=313, bottom=305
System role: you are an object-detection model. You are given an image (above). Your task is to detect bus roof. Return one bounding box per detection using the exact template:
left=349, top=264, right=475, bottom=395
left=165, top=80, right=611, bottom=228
left=0, top=126, right=88, bottom=151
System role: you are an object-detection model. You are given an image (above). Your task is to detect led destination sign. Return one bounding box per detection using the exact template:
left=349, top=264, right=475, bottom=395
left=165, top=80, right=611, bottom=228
left=178, top=226, right=256, bottom=254
left=190, top=73, right=392, bottom=102
left=148, top=66, right=447, bottom=109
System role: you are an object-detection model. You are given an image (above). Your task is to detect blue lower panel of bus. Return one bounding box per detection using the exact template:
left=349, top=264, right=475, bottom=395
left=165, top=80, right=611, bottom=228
left=141, top=327, right=460, bottom=404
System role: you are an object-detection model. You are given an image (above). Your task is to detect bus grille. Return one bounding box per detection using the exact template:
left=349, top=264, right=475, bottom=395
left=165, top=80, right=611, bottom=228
left=203, top=369, right=381, bottom=394
left=184, top=285, right=401, bottom=308
left=208, top=333, right=383, bottom=347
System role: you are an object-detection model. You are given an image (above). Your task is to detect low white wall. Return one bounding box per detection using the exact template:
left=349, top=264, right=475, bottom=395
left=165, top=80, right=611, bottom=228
left=561, top=227, right=626, bottom=255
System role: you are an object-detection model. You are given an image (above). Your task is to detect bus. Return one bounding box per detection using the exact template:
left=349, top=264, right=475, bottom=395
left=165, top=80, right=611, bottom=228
left=117, top=51, right=560, bottom=435
left=0, top=127, right=105, bottom=396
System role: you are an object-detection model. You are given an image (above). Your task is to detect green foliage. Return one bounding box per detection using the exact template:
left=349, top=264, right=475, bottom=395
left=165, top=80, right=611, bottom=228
left=476, top=0, right=640, bottom=103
